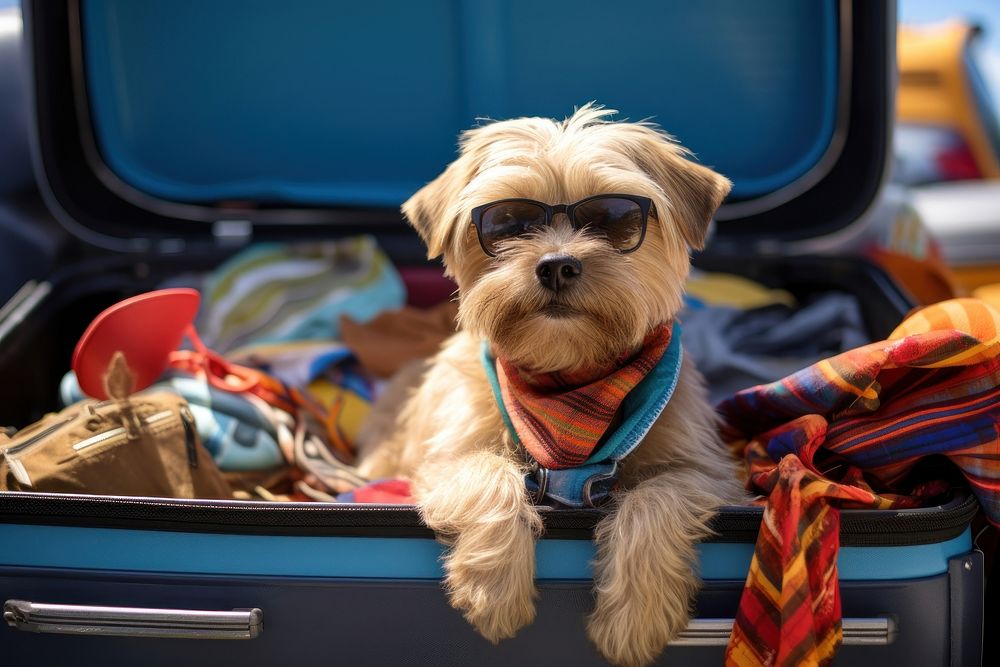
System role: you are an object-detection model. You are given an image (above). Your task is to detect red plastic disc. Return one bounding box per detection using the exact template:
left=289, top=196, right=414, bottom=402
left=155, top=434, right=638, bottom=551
left=72, top=288, right=201, bottom=399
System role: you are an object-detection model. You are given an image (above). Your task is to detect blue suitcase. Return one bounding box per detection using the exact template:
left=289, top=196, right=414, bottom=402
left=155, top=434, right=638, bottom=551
left=0, top=0, right=986, bottom=664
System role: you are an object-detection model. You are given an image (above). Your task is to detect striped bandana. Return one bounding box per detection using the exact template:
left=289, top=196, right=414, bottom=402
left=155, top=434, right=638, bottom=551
left=720, top=298, right=1000, bottom=667
left=495, top=323, right=673, bottom=469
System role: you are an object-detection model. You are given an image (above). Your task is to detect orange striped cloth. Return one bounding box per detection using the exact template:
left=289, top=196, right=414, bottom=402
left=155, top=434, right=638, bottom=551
left=719, top=298, right=1000, bottom=667
left=496, top=323, right=672, bottom=469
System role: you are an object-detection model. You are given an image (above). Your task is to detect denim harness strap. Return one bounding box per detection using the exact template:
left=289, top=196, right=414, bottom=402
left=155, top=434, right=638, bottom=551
left=482, top=321, right=684, bottom=507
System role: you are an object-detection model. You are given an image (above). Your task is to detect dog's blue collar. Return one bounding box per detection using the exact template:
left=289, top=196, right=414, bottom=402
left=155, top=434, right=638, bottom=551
left=481, top=321, right=684, bottom=508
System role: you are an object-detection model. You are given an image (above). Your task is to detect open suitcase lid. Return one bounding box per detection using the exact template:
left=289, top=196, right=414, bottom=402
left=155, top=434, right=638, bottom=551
left=23, top=0, right=894, bottom=253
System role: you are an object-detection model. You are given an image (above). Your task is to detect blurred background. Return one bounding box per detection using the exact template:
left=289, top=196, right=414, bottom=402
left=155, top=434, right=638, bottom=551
left=896, top=0, right=1000, bottom=295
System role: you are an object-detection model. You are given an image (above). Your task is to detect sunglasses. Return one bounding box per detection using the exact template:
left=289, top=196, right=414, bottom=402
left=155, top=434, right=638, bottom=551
left=470, top=194, right=653, bottom=257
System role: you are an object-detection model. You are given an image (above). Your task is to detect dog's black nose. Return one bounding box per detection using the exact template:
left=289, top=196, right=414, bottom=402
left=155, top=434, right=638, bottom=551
left=536, top=253, right=582, bottom=292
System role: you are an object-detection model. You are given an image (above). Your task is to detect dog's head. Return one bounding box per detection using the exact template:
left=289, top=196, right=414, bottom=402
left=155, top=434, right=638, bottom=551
left=403, top=105, right=731, bottom=373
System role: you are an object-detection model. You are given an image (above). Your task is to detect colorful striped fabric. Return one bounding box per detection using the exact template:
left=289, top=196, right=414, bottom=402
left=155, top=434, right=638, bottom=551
left=495, top=323, right=672, bottom=469
left=719, top=298, right=1000, bottom=667
left=196, top=236, right=405, bottom=353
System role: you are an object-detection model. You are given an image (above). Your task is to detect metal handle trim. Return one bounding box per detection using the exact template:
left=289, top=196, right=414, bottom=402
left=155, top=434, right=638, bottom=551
left=4, top=600, right=262, bottom=640
left=672, top=617, right=896, bottom=647
left=5, top=599, right=892, bottom=647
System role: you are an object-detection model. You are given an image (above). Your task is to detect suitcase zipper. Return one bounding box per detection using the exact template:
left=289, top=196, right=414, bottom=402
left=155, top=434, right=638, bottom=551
left=72, top=410, right=174, bottom=452
left=0, top=491, right=977, bottom=544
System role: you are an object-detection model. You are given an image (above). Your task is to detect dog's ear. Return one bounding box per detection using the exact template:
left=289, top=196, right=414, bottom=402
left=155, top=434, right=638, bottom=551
left=402, top=151, right=478, bottom=261
left=623, top=125, right=732, bottom=250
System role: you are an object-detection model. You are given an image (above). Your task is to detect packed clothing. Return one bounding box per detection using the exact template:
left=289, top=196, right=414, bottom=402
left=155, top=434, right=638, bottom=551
left=46, top=237, right=459, bottom=502
left=4, top=237, right=1000, bottom=667
left=720, top=297, right=1000, bottom=666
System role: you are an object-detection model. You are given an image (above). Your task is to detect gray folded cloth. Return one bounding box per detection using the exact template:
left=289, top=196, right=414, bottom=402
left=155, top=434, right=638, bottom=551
left=682, top=292, right=869, bottom=404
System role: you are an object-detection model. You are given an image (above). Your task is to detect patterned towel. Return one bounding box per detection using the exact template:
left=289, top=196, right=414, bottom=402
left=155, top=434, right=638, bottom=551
left=197, top=237, right=405, bottom=353
left=720, top=298, right=1000, bottom=667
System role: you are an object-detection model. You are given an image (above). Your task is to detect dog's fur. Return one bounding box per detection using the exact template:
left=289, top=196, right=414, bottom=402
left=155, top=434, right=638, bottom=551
left=356, top=105, right=746, bottom=666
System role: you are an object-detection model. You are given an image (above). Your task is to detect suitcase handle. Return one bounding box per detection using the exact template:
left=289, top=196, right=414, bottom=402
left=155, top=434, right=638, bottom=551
left=5, top=599, right=893, bottom=646
left=673, top=617, right=896, bottom=646
left=3, top=599, right=262, bottom=640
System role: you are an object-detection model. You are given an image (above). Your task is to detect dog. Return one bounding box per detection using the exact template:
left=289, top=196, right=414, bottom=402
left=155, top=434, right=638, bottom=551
left=356, top=105, right=746, bottom=666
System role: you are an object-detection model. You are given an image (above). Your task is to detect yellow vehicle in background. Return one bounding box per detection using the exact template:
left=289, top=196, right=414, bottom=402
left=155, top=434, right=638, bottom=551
left=897, top=21, right=1000, bottom=293
left=897, top=21, right=1000, bottom=182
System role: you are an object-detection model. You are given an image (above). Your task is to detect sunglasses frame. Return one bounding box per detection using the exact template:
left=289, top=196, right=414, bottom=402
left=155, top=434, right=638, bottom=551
left=470, top=193, right=653, bottom=257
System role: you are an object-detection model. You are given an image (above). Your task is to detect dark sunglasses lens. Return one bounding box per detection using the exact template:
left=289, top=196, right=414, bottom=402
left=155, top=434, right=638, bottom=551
left=573, top=198, right=645, bottom=251
left=480, top=202, right=547, bottom=253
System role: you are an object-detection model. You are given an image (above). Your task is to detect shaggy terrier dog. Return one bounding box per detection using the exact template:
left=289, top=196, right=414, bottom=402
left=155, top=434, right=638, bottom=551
left=357, top=105, right=745, bottom=666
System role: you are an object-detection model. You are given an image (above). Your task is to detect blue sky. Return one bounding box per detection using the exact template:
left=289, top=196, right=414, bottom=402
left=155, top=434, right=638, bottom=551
left=901, top=0, right=1000, bottom=57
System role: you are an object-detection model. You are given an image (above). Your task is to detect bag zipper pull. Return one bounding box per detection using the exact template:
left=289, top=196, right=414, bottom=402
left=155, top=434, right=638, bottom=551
left=2, top=450, right=32, bottom=487
left=180, top=406, right=198, bottom=469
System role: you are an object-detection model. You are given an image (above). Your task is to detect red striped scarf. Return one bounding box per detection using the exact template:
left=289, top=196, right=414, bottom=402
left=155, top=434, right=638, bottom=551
left=720, top=298, right=1000, bottom=667
left=496, top=323, right=672, bottom=469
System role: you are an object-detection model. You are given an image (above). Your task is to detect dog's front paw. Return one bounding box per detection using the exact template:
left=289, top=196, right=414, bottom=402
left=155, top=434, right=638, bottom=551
left=587, top=586, right=690, bottom=667
left=444, top=548, right=537, bottom=643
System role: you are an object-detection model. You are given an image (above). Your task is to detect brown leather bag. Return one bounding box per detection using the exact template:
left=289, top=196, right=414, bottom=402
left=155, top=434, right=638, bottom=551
left=0, top=354, right=232, bottom=499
